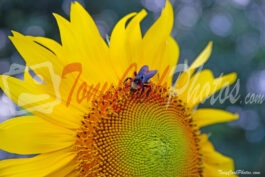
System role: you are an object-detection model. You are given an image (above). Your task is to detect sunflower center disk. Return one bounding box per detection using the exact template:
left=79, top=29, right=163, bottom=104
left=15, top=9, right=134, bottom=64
left=75, top=84, right=202, bottom=176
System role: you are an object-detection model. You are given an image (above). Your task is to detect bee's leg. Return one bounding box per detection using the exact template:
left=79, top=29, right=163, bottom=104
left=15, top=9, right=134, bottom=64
left=146, top=86, right=152, bottom=97
left=130, top=88, right=136, bottom=93
left=143, top=84, right=151, bottom=97
left=140, top=86, right=145, bottom=96
left=124, top=77, right=132, bottom=84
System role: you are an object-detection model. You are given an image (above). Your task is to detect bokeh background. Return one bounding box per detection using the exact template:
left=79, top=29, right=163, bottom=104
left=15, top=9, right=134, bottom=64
left=0, top=0, right=264, bottom=176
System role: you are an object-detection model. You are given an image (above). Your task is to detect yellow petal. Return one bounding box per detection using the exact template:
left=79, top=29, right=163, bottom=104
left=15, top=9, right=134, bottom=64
left=9, top=32, right=61, bottom=76
left=156, top=37, right=179, bottom=86
left=1, top=63, right=94, bottom=128
left=70, top=2, right=113, bottom=83
left=0, top=67, right=96, bottom=130
left=64, top=170, right=79, bottom=177
left=193, top=109, right=238, bottom=128
left=0, top=148, right=75, bottom=177
left=70, top=1, right=108, bottom=56
left=32, top=36, right=63, bottom=57
left=54, top=12, right=114, bottom=85
left=126, top=10, right=147, bottom=64
left=53, top=13, right=73, bottom=53
left=191, top=72, right=237, bottom=106
left=0, top=73, right=59, bottom=113
left=0, top=116, right=75, bottom=154
left=176, top=69, right=214, bottom=106
left=189, top=41, right=213, bottom=72
left=110, top=12, right=137, bottom=79
left=47, top=158, right=78, bottom=177
left=200, top=134, right=237, bottom=177
left=139, top=0, right=173, bottom=68
left=174, top=42, right=212, bottom=90
left=176, top=69, right=237, bottom=107
left=9, top=34, right=80, bottom=95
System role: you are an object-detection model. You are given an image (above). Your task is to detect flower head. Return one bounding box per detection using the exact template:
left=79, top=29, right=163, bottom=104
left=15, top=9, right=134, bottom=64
left=0, top=1, right=238, bottom=176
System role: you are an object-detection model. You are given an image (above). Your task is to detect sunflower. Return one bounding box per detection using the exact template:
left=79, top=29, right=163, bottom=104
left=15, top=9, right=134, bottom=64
left=0, top=1, right=238, bottom=177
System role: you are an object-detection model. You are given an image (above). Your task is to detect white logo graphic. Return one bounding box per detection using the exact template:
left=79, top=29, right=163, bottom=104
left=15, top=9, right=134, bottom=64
left=1, top=62, right=61, bottom=116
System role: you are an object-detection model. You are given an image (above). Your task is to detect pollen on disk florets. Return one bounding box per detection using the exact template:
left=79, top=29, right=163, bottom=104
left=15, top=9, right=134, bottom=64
left=74, top=83, right=203, bottom=176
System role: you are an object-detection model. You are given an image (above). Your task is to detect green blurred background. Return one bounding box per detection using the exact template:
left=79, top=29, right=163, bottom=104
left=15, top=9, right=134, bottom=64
left=0, top=0, right=264, bottom=176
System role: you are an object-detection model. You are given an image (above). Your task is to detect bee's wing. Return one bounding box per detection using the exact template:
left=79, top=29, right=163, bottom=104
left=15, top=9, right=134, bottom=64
left=138, top=65, right=149, bottom=75
left=143, top=70, right=158, bottom=82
